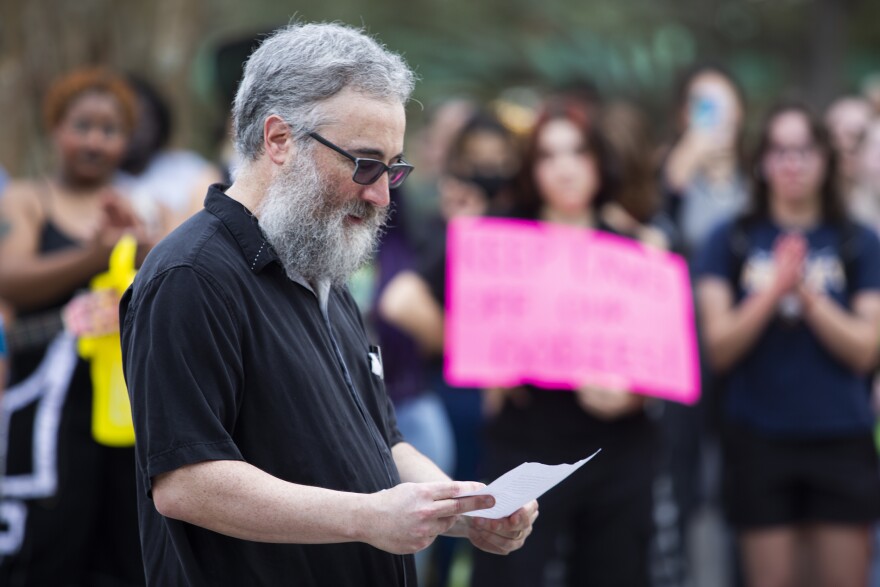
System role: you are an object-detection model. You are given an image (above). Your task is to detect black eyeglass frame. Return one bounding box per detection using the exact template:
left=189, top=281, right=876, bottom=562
left=308, top=132, right=414, bottom=189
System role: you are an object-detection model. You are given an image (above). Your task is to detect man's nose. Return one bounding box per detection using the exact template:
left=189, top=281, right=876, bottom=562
left=360, top=174, right=391, bottom=208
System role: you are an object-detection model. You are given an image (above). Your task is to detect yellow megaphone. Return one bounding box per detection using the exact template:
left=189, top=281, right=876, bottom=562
left=78, top=234, right=138, bottom=447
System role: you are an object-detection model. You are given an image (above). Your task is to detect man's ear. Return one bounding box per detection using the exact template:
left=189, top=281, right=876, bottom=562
left=263, top=115, right=293, bottom=165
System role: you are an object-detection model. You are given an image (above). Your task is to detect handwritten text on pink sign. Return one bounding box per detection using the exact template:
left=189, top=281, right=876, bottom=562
left=444, top=218, right=700, bottom=405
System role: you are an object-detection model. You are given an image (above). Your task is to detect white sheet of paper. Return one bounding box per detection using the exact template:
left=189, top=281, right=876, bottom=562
left=458, top=449, right=601, bottom=519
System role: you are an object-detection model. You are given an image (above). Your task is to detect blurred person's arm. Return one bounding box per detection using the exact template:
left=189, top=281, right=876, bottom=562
left=0, top=183, right=121, bottom=311
left=662, top=134, right=710, bottom=192
left=797, top=227, right=880, bottom=374
left=697, top=279, right=788, bottom=374
left=378, top=270, right=445, bottom=355
left=663, top=131, right=737, bottom=193
left=482, top=388, right=509, bottom=419
left=799, top=288, right=880, bottom=375
left=698, top=233, right=806, bottom=373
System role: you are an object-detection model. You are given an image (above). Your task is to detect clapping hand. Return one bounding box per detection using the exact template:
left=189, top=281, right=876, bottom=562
left=771, top=232, right=807, bottom=297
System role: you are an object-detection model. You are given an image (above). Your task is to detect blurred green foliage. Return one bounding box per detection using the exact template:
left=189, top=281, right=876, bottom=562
left=195, top=0, right=880, bottom=131
left=1, top=0, right=877, bottom=172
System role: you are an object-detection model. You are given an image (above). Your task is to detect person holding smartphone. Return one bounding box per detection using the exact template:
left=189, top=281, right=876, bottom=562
left=662, top=64, right=749, bottom=257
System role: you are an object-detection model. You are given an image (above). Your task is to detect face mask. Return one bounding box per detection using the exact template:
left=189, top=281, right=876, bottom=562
left=461, top=173, right=510, bottom=201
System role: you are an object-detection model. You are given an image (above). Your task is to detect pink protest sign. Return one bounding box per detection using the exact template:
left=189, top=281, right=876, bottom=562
left=444, top=217, right=700, bottom=405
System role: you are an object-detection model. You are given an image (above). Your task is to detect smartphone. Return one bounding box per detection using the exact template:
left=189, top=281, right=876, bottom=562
left=689, top=93, right=722, bottom=132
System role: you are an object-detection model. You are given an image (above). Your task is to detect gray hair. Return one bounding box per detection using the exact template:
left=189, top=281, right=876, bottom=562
left=232, top=22, right=416, bottom=162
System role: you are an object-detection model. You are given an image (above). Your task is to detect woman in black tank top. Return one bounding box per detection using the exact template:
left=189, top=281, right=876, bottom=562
left=0, top=68, right=149, bottom=586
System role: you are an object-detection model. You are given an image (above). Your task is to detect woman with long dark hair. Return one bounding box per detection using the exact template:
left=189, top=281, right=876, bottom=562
left=470, top=97, right=657, bottom=587
left=696, top=103, right=880, bottom=587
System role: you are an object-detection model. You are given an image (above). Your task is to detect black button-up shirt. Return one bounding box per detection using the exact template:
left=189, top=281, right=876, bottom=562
left=121, top=185, right=413, bottom=586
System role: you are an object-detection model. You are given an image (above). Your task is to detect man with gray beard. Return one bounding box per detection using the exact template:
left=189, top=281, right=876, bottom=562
left=120, top=22, right=537, bottom=586
left=257, top=136, right=388, bottom=285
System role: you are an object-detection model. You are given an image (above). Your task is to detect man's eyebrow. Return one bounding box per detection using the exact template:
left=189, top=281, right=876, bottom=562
left=349, top=146, right=405, bottom=161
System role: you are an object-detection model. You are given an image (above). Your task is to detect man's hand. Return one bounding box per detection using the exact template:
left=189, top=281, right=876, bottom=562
left=362, top=481, right=494, bottom=555
left=454, top=500, right=539, bottom=555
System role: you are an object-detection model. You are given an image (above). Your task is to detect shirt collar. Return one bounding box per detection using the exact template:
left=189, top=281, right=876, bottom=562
left=203, top=185, right=332, bottom=303
left=204, top=184, right=279, bottom=274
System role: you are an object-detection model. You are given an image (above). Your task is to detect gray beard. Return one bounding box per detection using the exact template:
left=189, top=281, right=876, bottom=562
left=256, top=153, right=388, bottom=286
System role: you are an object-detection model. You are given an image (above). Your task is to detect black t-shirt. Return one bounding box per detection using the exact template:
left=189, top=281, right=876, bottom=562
left=120, top=185, right=414, bottom=586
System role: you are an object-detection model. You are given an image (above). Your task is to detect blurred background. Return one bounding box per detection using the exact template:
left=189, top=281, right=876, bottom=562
left=2, top=2, right=880, bottom=587
left=2, top=0, right=879, bottom=176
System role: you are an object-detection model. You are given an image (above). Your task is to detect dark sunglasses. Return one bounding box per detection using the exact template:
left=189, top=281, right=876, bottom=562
left=308, top=132, right=414, bottom=189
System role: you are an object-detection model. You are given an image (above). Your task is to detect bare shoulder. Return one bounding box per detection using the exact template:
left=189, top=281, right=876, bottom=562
left=0, top=180, right=46, bottom=253
left=1, top=180, right=44, bottom=221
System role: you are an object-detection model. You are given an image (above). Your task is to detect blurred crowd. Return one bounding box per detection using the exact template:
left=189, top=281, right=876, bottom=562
left=2, top=56, right=880, bottom=587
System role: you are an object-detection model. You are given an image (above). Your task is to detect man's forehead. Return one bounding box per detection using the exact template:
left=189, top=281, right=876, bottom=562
left=319, top=89, right=407, bottom=151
